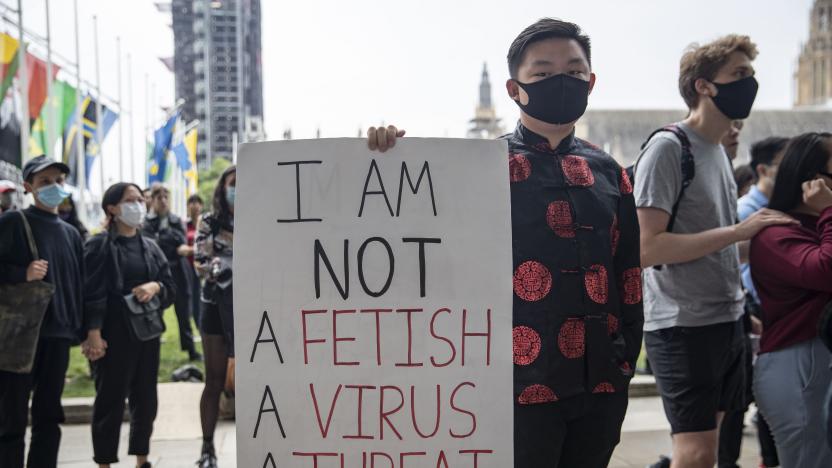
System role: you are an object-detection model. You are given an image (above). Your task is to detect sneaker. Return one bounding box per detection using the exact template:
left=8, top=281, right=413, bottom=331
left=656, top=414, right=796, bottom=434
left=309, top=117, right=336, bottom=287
left=197, top=452, right=217, bottom=468
left=646, top=455, right=671, bottom=468
left=139, top=463, right=152, bottom=468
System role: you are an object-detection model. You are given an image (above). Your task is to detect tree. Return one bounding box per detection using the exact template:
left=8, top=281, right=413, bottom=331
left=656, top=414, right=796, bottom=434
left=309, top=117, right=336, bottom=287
left=198, top=158, right=232, bottom=211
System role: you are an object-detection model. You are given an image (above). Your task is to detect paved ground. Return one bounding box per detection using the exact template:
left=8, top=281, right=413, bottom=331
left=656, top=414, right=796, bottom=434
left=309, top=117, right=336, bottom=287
left=46, top=392, right=766, bottom=467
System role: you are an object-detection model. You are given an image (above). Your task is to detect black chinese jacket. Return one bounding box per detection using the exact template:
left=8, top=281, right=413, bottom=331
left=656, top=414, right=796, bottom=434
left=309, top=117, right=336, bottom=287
left=503, top=122, right=643, bottom=405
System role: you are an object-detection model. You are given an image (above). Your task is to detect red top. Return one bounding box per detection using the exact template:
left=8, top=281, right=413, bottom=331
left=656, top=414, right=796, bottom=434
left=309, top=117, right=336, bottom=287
left=186, top=219, right=197, bottom=267
left=750, top=207, right=832, bottom=354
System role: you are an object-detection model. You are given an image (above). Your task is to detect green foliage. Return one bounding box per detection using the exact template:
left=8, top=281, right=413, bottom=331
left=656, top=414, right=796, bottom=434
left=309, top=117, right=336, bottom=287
left=63, top=308, right=204, bottom=398
left=197, top=158, right=232, bottom=211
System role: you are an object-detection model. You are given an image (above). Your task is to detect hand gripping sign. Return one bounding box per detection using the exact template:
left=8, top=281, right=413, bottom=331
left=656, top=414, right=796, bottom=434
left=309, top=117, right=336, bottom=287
left=234, top=138, right=513, bottom=468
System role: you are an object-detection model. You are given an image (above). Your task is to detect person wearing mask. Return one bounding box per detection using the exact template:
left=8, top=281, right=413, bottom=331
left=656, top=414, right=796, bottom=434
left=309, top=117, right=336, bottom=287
left=58, top=195, right=89, bottom=241
left=195, top=166, right=235, bottom=468
left=142, top=185, right=200, bottom=361
left=0, top=156, right=84, bottom=468
left=82, top=182, right=175, bottom=468
left=185, top=194, right=203, bottom=327
left=367, top=18, right=644, bottom=467
left=635, top=36, right=795, bottom=468
left=750, top=132, right=832, bottom=468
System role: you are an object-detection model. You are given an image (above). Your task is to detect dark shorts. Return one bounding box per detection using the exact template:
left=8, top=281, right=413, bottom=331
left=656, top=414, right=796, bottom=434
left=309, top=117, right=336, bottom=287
left=200, top=284, right=234, bottom=356
left=514, top=392, right=628, bottom=468
left=645, top=319, right=746, bottom=434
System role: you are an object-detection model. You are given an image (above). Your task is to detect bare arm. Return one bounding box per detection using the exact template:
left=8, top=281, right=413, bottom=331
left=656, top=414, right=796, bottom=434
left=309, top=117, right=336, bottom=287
left=638, top=207, right=797, bottom=268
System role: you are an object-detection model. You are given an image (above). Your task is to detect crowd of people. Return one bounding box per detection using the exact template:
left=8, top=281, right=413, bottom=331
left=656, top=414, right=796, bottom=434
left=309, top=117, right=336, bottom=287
left=1, top=15, right=831, bottom=468
left=0, top=159, right=235, bottom=468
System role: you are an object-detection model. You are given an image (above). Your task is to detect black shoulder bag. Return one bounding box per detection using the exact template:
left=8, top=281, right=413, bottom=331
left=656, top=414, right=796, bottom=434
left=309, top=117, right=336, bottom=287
left=122, top=238, right=165, bottom=341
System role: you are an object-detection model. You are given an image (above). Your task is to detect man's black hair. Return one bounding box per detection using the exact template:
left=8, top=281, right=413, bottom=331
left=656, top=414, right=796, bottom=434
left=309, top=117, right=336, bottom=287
left=750, top=137, right=790, bottom=178
left=507, top=18, right=591, bottom=79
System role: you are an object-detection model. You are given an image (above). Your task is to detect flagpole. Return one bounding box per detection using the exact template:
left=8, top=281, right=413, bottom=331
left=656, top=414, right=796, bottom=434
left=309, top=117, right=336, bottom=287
left=93, top=15, right=104, bottom=193
left=73, top=0, right=86, bottom=224
left=143, top=72, right=149, bottom=187
left=44, top=0, right=54, bottom=161
left=16, top=0, right=29, bottom=162
left=116, top=36, right=123, bottom=182
left=127, top=53, right=134, bottom=184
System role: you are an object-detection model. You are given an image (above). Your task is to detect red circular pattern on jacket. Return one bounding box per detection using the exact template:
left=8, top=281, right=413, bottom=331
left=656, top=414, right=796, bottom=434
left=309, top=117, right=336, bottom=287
left=557, top=319, right=585, bottom=359
left=561, top=155, right=595, bottom=187
left=517, top=384, right=558, bottom=405
left=546, top=201, right=576, bottom=238
left=584, top=265, right=609, bottom=304
left=620, top=361, right=633, bottom=376
left=509, top=154, right=531, bottom=182
left=607, top=313, right=619, bottom=336
left=513, top=261, right=553, bottom=302
left=513, top=326, right=542, bottom=366
left=610, top=215, right=620, bottom=256
left=592, top=382, right=616, bottom=394
left=622, top=267, right=643, bottom=305
left=620, top=168, right=633, bottom=194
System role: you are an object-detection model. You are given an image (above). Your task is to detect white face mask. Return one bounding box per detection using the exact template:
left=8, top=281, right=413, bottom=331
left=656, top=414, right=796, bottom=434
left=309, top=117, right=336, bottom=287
left=117, top=201, right=147, bottom=228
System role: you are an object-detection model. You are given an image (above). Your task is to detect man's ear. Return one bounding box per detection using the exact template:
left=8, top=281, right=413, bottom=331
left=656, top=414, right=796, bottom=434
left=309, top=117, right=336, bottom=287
left=506, top=79, right=520, bottom=102
left=23, top=181, right=33, bottom=195
left=588, top=73, right=597, bottom=95
left=695, top=78, right=716, bottom=98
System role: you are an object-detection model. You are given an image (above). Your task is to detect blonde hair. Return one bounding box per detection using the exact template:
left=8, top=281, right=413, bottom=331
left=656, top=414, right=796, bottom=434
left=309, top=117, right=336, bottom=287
left=678, top=35, right=758, bottom=109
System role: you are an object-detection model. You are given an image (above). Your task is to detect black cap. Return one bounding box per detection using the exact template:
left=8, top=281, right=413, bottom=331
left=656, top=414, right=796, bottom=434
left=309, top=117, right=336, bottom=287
left=22, top=155, right=71, bottom=182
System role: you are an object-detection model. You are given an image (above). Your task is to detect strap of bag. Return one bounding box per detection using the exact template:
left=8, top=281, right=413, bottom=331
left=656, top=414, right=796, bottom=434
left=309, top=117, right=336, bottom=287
left=17, top=211, right=40, bottom=261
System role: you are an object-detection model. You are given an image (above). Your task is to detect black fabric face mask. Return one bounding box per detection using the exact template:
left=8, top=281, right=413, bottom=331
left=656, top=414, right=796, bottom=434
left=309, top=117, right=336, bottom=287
left=513, top=74, right=590, bottom=125
left=710, top=76, right=759, bottom=120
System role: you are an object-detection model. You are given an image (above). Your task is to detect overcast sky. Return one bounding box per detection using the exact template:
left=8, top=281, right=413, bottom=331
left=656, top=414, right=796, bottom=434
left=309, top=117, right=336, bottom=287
left=10, top=0, right=818, bottom=185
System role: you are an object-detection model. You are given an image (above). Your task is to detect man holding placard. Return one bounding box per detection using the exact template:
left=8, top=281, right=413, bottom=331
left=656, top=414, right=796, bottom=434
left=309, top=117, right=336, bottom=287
left=368, top=17, right=643, bottom=468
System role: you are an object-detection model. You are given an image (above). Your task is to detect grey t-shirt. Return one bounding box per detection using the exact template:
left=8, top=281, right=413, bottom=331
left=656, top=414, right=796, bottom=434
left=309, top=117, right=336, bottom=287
left=633, top=122, right=744, bottom=331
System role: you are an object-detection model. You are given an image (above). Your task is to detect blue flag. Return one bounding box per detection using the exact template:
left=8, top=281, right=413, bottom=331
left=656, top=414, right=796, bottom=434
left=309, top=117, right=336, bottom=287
left=148, top=112, right=178, bottom=185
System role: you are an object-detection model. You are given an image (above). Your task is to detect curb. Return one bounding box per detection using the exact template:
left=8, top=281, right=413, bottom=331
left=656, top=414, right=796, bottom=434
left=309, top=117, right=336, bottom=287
left=59, top=377, right=658, bottom=425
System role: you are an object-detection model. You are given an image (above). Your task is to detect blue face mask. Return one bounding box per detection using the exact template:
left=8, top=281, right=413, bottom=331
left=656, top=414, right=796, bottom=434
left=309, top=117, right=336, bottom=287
left=226, top=186, right=236, bottom=206
left=36, top=183, right=70, bottom=209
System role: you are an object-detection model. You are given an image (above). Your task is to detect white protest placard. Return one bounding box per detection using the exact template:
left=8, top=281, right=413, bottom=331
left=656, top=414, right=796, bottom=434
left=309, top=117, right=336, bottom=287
left=234, top=138, right=513, bottom=468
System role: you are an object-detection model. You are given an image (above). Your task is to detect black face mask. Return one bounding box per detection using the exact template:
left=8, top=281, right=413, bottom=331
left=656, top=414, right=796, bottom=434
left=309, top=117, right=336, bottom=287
left=513, top=74, right=590, bottom=125
left=711, top=76, right=758, bottom=120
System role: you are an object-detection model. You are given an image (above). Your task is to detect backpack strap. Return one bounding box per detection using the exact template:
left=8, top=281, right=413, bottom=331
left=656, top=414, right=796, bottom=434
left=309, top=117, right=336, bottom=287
left=639, top=125, right=696, bottom=233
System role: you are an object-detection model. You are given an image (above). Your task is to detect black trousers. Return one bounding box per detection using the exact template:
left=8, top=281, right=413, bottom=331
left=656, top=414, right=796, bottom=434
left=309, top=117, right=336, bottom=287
left=514, top=392, right=628, bottom=468
left=91, top=313, right=160, bottom=464
left=0, top=338, right=71, bottom=468
left=171, top=265, right=196, bottom=354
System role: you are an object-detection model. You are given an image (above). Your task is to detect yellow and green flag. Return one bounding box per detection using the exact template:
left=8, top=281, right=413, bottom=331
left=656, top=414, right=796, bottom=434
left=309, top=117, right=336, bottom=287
left=29, top=80, right=77, bottom=157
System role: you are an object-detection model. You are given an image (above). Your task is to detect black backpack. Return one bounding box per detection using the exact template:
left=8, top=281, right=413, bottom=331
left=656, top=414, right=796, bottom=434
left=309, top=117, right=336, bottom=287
left=626, top=124, right=696, bottom=234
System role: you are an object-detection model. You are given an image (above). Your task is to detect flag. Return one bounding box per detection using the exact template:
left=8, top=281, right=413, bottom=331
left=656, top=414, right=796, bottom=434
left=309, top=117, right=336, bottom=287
left=0, top=34, right=60, bottom=121
left=25, top=53, right=60, bottom=121
left=0, top=94, right=21, bottom=167
left=0, top=33, right=19, bottom=108
left=172, top=127, right=198, bottom=195
left=147, top=112, right=178, bottom=185
left=29, top=80, right=77, bottom=157
left=63, top=94, right=118, bottom=187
